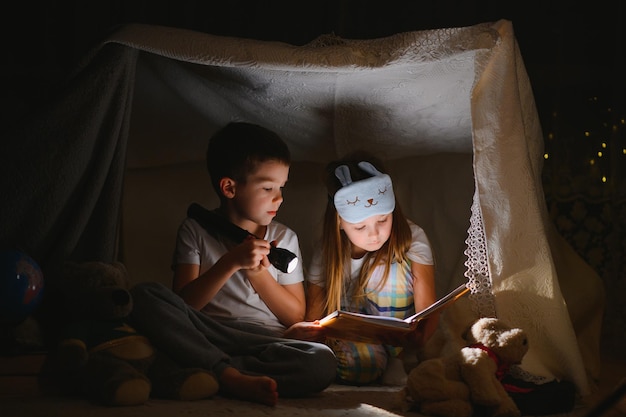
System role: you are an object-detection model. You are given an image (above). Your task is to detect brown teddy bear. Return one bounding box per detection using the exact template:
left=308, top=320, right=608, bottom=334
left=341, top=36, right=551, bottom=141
left=404, top=317, right=529, bottom=417
left=54, top=261, right=218, bottom=406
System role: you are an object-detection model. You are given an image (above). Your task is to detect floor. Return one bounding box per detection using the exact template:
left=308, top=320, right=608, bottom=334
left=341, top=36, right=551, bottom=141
left=1, top=352, right=625, bottom=417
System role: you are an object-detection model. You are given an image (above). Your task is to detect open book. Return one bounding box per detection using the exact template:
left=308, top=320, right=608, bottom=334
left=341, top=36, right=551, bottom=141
left=318, top=283, right=470, bottom=344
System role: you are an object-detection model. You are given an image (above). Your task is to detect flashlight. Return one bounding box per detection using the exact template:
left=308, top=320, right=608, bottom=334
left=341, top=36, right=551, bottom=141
left=187, top=203, right=299, bottom=274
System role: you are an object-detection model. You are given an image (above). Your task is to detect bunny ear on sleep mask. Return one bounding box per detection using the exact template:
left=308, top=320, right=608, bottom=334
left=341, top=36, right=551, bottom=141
left=357, top=161, right=384, bottom=177
left=333, top=161, right=395, bottom=223
left=334, top=165, right=353, bottom=187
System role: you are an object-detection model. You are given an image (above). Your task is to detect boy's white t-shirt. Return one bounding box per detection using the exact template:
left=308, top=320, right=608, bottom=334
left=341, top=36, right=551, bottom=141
left=174, top=217, right=305, bottom=333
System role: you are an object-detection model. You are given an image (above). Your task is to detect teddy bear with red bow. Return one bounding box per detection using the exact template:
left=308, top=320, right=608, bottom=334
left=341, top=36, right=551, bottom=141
left=404, top=317, right=529, bottom=417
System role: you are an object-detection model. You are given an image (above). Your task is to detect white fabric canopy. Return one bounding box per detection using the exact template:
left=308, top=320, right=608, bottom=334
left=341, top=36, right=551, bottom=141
left=2, top=19, right=602, bottom=399
left=110, top=20, right=603, bottom=396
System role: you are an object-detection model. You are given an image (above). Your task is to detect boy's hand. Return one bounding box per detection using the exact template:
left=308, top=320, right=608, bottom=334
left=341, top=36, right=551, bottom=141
left=229, top=235, right=271, bottom=271
left=283, top=321, right=327, bottom=342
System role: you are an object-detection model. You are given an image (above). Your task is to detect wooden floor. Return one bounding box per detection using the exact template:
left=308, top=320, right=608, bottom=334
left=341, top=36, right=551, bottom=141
left=1, top=351, right=624, bottom=417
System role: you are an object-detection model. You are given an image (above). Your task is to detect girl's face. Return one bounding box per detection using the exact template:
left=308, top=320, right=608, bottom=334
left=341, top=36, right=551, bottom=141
left=340, top=213, right=393, bottom=259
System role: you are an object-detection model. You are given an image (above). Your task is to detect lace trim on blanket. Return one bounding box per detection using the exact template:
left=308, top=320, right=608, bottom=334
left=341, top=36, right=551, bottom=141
left=509, top=365, right=553, bottom=385
left=304, top=23, right=498, bottom=67
left=464, top=193, right=496, bottom=317
left=463, top=193, right=551, bottom=386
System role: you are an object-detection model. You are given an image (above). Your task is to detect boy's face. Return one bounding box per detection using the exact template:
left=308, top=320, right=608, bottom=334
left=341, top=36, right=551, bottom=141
left=229, top=160, right=289, bottom=230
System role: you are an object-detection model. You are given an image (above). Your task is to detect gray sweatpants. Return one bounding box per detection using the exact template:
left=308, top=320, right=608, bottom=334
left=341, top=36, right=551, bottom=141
left=128, top=282, right=337, bottom=397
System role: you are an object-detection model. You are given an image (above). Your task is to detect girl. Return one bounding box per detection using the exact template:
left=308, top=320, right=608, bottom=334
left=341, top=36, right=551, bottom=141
left=305, top=153, right=438, bottom=385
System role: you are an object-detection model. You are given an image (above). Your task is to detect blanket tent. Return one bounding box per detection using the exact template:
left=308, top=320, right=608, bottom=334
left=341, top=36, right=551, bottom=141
left=1, top=19, right=605, bottom=399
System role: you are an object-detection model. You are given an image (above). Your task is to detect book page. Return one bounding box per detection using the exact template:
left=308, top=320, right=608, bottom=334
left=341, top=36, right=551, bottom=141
left=318, top=283, right=469, bottom=344
left=404, top=284, right=469, bottom=323
left=320, top=312, right=415, bottom=344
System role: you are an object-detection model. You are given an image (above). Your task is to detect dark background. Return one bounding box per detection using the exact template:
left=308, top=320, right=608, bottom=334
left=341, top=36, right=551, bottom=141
left=3, top=1, right=624, bottom=349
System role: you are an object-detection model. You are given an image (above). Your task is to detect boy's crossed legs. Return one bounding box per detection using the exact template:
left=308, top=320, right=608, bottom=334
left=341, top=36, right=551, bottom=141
left=129, top=282, right=336, bottom=405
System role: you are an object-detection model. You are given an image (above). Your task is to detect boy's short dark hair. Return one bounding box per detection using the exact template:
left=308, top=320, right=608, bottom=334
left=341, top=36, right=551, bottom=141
left=206, top=122, right=291, bottom=199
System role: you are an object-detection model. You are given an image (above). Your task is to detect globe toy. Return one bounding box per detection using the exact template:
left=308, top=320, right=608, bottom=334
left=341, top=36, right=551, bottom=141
left=0, top=250, right=45, bottom=325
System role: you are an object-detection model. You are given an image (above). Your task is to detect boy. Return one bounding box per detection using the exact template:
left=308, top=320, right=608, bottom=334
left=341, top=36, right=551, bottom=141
left=129, top=122, right=336, bottom=406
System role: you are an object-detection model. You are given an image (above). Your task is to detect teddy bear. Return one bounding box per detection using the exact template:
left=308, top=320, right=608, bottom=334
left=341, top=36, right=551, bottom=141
left=404, top=317, right=529, bottom=417
left=54, top=260, right=219, bottom=406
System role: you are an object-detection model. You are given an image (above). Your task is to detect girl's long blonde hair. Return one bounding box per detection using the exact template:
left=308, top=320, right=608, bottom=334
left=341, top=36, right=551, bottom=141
left=320, top=154, right=412, bottom=314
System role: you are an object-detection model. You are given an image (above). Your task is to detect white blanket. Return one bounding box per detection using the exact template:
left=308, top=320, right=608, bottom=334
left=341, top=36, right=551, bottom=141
left=2, top=19, right=604, bottom=398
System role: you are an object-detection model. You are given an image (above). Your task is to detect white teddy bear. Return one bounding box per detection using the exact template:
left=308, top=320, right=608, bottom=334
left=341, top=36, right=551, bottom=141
left=405, top=317, right=529, bottom=417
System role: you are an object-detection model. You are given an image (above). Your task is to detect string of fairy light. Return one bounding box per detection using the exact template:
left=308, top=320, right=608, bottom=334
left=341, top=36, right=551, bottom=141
left=542, top=94, right=626, bottom=191
left=540, top=92, right=625, bottom=284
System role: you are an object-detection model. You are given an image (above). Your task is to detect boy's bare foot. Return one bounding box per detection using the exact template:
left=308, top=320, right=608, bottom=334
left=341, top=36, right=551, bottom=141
left=219, top=367, right=278, bottom=406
